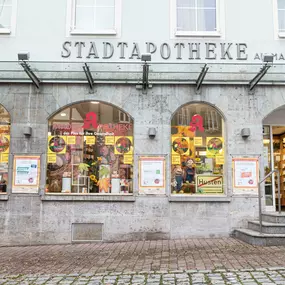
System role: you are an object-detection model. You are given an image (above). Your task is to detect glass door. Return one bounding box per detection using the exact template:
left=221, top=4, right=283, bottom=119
left=263, top=125, right=276, bottom=211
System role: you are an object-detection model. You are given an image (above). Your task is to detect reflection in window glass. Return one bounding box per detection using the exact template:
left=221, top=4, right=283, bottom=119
left=0, top=105, right=10, bottom=193
left=171, top=103, right=224, bottom=195
left=46, top=102, right=133, bottom=195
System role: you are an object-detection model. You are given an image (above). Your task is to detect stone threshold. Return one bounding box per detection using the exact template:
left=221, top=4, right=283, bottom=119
left=41, top=193, right=136, bottom=202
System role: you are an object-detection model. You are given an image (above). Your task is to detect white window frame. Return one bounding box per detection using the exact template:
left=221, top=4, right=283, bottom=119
left=67, top=0, right=121, bottom=36
left=274, top=0, right=285, bottom=38
left=170, top=0, right=223, bottom=38
left=0, top=0, right=17, bottom=35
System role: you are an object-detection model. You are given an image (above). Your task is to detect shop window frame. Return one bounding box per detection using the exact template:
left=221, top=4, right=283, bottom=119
left=0, top=0, right=17, bottom=35
left=67, top=0, right=122, bottom=36
left=45, top=101, right=135, bottom=198
left=170, top=102, right=227, bottom=198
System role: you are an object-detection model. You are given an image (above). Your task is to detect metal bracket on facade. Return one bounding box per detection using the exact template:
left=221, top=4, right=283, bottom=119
left=249, top=64, right=271, bottom=91
left=83, top=63, right=94, bottom=90
left=136, top=62, right=152, bottom=93
left=19, top=61, right=40, bottom=89
left=196, top=64, right=209, bottom=91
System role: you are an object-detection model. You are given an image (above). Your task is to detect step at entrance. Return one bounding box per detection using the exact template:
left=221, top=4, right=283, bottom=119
left=234, top=212, right=285, bottom=246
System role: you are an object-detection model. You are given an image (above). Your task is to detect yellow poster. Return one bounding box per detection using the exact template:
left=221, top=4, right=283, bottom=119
left=123, top=155, right=133, bottom=164
left=194, top=137, right=203, bottom=146
left=172, top=155, right=181, bottom=165
left=0, top=134, right=10, bottom=154
left=1, top=153, right=9, bottom=163
left=171, top=136, right=189, bottom=156
left=47, top=154, right=57, bottom=163
left=67, top=136, right=76, bottom=145
left=115, top=136, right=133, bottom=155
left=105, top=136, right=115, bottom=145
left=206, top=137, right=223, bottom=158
left=48, top=136, right=66, bottom=154
left=85, top=136, right=95, bottom=145
left=216, top=155, right=224, bottom=165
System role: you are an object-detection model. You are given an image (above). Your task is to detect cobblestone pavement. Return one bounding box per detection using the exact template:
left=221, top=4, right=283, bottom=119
left=1, top=269, right=285, bottom=284
left=0, top=238, right=285, bottom=284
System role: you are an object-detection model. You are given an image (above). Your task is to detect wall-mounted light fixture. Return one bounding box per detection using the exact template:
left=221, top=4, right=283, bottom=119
left=148, top=127, right=156, bottom=139
left=241, top=128, right=250, bottom=139
left=136, top=53, right=152, bottom=93
left=23, top=126, right=32, bottom=137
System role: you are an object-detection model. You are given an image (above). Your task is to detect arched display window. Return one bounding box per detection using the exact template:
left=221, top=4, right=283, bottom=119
left=0, top=105, right=10, bottom=193
left=46, top=101, right=134, bottom=194
left=171, top=103, right=225, bottom=195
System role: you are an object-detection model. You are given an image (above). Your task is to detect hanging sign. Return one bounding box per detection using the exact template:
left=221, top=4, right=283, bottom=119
left=139, top=156, right=165, bottom=195
left=12, top=155, right=41, bottom=193
left=233, top=157, right=259, bottom=189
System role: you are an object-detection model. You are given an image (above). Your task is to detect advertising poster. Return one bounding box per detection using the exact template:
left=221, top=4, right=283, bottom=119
left=85, top=136, right=95, bottom=145
left=194, top=137, right=203, bottom=146
left=48, top=136, right=66, bottom=154
left=67, top=136, right=76, bottom=145
left=233, top=158, right=259, bottom=189
left=12, top=155, right=40, bottom=193
left=196, top=175, right=223, bottom=194
left=0, top=134, right=10, bottom=154
left=171, top=155, right=181, bottom=165
left=171, top=136, right=189, bottom=156
left=114, top=136, right=133, bottom=155
left=139, top=156, right=165, bottom=195
left=123, top=155, right=133, bottom=164
left=105, top=136, right=115, bottom=145
left=206, top=137, right=223, bottom=158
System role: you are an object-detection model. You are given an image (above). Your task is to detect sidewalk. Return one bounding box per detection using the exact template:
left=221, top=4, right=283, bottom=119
left=0, top=237, right=285, bottom=284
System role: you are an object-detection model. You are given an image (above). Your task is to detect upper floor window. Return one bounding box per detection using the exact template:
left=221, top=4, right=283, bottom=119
left=174, top=0, right=220, bottom=36
left=0, top=0, right=16, bottom=34
left=70, top=0, right=120, bottom=35
left=278, top=0, right=285, bottom=35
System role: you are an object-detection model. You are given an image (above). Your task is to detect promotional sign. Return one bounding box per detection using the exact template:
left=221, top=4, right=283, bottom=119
left=139, top=156, right=165, bottom=195
left=194, top=137, right=203, bottom=146
left=12, top=156, right=40, bottom=193
left=105, top=136, right=115, bottom=145
left=114, top=136, right=133, bottom=155
left=171, top=137, right=189, bottom=156
left=171, top=155, right=181, bottom=165
left=85, top=136, right=95, bottom=145
left=67, top=136, right=76, bottom=145
left=206, top=137, right=223, bottom=158
left=48, top=136, right=66, bottom=154
left=123, top=155, right=133, bottom=164
left=233, top=158, right=259, bottom=189
left=196, top=175, right=223, bottom=194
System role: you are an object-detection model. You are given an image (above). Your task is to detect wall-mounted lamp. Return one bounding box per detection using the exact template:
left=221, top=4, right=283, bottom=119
left=18, top=52, right=30, bottom=61
left=263, top=54, right=274, bottom=64
left=23, top=126, right=32, bottom=137
left=148, top=127, right=156, bottom=139
left=241, top=128, right=250, bottom=139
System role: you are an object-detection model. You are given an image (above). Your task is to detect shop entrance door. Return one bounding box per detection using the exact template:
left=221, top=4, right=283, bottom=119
left=263, top=125, right=285, bottom=212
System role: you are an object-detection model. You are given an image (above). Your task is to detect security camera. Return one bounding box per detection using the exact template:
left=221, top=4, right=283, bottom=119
left=148, top=127, right=156, bottom=139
